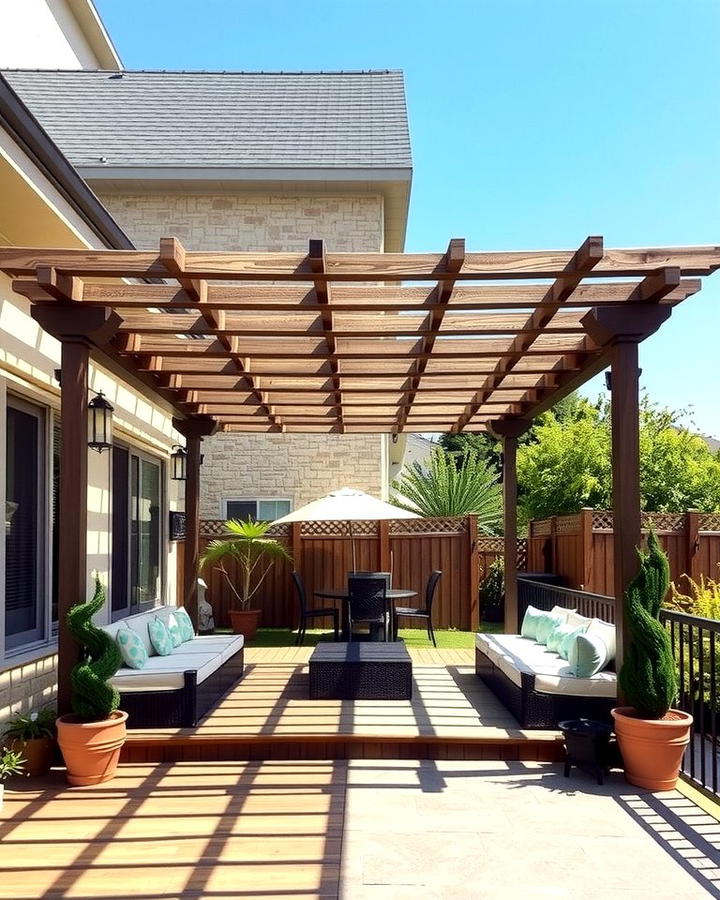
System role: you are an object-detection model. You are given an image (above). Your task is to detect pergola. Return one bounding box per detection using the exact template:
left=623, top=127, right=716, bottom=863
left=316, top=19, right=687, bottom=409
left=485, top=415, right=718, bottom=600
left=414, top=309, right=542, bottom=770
left=1, top=236, right=718, bottom=713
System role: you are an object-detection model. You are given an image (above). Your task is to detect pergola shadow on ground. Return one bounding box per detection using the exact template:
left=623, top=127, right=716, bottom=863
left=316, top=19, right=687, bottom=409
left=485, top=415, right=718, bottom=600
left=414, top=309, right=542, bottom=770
left=1, top=237, right=719, bottom=712
left=2, top=760, right=718, bottom=899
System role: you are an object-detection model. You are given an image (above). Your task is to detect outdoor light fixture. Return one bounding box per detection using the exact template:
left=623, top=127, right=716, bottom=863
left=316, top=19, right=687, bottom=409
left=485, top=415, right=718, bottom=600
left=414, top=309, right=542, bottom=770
left=170, top=445, right=187, bottom=481
left=87, top=391, right=113, bottom=453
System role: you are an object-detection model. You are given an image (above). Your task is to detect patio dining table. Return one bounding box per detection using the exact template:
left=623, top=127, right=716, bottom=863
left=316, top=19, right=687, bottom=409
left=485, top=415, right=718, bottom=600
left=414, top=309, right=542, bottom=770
left=314, top=587, right=417, bottom=641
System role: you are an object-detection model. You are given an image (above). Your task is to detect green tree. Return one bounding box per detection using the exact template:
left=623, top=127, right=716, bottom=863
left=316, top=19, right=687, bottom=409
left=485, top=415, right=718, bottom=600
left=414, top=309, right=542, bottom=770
left=516, top=393, right=720, bottom=522
left=392, top=447, right=502, bottom=532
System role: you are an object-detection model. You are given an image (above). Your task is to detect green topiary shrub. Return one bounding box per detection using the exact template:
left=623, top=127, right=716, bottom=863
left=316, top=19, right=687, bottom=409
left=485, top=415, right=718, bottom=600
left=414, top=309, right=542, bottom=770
left=617, top=531, right=678, bottom=719
left=67, top=576, right=122, bottom=721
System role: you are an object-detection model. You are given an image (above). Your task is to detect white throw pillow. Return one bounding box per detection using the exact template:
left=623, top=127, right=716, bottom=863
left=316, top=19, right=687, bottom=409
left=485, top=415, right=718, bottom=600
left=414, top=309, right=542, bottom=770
left=567, top=611, right=593, bottom=630
left=586, top=618, right=616, bottom=664
left=550, top=605, right=576, bottom=624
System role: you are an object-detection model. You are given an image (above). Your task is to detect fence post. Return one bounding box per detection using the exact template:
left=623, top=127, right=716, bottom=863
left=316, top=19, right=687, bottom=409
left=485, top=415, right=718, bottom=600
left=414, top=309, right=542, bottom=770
left=686, top=510, right=700, bottom=582
left=468, top=515, right=480, bottom=631
left=291, top=522, right=302, bottom=572
left=580, top=507, right=594, bottom=591
left=379, top=519, right=391, bottom=573
left=550, top=516, right=558, bottom=573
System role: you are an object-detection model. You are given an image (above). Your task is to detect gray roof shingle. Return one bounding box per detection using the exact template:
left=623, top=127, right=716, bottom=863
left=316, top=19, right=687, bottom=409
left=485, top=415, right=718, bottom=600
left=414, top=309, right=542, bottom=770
left=2, top=69, right=412, bottom=171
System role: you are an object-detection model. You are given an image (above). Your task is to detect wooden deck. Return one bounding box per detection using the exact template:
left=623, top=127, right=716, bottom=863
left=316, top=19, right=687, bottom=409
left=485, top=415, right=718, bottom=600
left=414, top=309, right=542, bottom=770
left=122, top=647, right=563, bottom=763
left=0, top=761, right=346, bottom=900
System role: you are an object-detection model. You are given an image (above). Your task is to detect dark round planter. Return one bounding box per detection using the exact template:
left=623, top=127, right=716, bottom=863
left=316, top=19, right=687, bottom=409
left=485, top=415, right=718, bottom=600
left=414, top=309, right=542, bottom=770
left=228, top=608, right=262, bottom=640
left=481, top=605, right=504, bottom=624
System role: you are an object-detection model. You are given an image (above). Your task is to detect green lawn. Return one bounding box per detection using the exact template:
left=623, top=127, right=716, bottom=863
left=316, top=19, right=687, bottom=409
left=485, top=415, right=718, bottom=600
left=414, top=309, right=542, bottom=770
left=242, top=623, right=503, bottom=649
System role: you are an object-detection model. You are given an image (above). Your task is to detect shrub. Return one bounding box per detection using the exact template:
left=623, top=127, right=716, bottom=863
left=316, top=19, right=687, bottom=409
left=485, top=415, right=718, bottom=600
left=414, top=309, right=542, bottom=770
left=480, top=558, right=504, bottom=613
left=67, top=576, right=121, bottom=721
left=667, top=569, right=720, bottom=620
left=618, top=531, right=678, bottom=718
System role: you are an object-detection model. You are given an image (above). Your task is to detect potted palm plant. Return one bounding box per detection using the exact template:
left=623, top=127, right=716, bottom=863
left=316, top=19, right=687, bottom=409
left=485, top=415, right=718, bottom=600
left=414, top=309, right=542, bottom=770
left=0, top=747, right=25, bottom=809
left=199, top=518, right=292, bottom=639
left=612, top=531, right=693, bottom=790
left=3, top=706, right=56, bottom=777
left=55, top=576, right=127, bottom=786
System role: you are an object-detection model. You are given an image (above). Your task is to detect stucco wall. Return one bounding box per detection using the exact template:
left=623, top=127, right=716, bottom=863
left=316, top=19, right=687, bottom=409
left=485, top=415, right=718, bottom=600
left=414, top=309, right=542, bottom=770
left=0, top=0, right=104, bottom=69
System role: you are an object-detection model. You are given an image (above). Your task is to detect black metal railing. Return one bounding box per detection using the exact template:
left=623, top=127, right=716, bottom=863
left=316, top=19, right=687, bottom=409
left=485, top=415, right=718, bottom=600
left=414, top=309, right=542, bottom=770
left=661, top=608, right=720, bottom=796
left=517, top=580, right=720, bottom=798
left=517, top=577, right=616, bottom=627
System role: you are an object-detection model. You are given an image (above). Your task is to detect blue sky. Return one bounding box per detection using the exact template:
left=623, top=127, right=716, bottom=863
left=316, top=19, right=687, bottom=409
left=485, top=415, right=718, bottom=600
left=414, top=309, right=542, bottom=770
left=97, top=0, right=720, bottom=437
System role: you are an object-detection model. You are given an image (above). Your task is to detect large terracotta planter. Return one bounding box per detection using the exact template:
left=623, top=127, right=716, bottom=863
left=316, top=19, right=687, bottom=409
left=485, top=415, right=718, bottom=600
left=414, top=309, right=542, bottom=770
left=56, top=710, right=128, bottom=786
left=612, top=706, right=693, bottom=791
left=229, top=608, right=261, bottom=640
left=7, top=736, right=54, bottom=777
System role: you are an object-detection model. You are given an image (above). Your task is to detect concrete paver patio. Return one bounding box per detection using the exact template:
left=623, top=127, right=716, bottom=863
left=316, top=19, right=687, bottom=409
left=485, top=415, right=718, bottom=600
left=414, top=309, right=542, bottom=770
left=1, top=759, right=719, bottom=898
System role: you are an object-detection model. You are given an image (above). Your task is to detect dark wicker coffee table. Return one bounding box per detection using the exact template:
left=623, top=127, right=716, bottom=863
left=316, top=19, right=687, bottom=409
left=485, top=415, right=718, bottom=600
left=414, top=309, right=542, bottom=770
left=308, top=642, right=413, bottom=700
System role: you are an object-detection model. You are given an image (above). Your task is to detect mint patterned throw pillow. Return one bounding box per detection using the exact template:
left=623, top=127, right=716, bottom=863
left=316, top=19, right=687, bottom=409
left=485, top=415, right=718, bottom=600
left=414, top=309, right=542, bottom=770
left=148, top=617, right=174, bottom=656
left=174, top=607, right=195, bottom=642
left=166, top=613, right=183, bottom=648
left=116, top=625, right=148, bottom=670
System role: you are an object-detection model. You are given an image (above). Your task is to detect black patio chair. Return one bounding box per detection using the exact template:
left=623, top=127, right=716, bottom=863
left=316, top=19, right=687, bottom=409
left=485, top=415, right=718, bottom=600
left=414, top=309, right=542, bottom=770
left=393, top=570, right=442, bottom=647
left=291, top=571, right=339, bottom=646
left=347, top=576, right=390, bottom=642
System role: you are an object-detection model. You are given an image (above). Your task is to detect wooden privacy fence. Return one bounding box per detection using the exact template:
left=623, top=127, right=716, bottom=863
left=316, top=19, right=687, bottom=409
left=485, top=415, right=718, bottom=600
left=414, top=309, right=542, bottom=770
left=527, top=509, right=720, bottom=594
left=191, top=516, right=481, bottom=631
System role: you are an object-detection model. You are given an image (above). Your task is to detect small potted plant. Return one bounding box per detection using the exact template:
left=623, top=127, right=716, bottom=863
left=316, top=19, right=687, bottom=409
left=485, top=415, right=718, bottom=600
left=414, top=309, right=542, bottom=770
left=56, top=576, right=127, bottom=786
left=199, top=518, right=292, bottom=639
left=3, top=707, right=56, bottom=777
left=0, top=747, right=25, bottom=809
left=612, top=531, right=693, bottom=790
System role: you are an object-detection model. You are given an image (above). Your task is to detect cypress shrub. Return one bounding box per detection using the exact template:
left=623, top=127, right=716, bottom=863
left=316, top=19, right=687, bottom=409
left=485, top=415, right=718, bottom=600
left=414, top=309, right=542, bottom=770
left=617, top=531, right=678, bottom=718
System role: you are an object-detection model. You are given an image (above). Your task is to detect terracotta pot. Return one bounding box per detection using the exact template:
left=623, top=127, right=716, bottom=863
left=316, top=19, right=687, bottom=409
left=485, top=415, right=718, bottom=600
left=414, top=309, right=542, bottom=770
left=56, top=710, right=128, bottom=786
left=612, top=706, right=693, bottom=791
left=7, top=736, right=54, bottom=777
left=229, top=608, right=262, bottom=640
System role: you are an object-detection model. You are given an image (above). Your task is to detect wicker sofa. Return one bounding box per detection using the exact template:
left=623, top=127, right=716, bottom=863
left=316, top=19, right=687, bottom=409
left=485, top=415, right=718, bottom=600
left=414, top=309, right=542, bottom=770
left=475, top=617, right=617, bottom=729
left=102, top=606, right=244, bottom=728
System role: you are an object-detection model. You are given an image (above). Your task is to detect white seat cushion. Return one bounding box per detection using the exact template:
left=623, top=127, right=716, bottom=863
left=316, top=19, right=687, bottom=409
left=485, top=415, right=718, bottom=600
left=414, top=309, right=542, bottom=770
left=109, top=650, right=225, bottom=692
left=103, top=606, right=178, bottom=657
left=476, top=632, right=616, bottom=698
left=179, top=635, right=244, bottom=664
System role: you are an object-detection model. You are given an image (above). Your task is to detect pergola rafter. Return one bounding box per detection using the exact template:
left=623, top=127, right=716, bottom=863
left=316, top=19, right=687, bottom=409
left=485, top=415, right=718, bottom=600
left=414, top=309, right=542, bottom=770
left=2, top=238, right=717, bottom=435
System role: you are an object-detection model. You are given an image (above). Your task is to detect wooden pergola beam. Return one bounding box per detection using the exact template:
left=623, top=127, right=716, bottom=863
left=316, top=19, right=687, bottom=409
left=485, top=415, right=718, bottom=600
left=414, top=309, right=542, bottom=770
left=14, top=278, right=701, bottom=311
left=4, top=245, right=719, bottom=279
left=451, top=236, right=604, bottom=433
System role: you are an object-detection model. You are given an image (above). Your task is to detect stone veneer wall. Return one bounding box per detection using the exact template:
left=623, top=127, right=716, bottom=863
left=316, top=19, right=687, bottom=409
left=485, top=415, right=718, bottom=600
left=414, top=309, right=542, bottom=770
left=200, top=432, right=383, bottom=518
left=0, top=653, right=57, bottom=722
left=97, top=188, right=388, bottom=513
left=97, top=190, right=384, bottom=253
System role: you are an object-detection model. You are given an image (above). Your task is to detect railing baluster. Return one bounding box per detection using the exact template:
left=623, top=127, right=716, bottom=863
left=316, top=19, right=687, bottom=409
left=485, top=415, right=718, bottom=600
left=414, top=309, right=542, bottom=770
left=699, top=624, right=706, bottom=787
left=688, top=623, right=696, bottom=781
left=712, top=631, right=718, bottom=795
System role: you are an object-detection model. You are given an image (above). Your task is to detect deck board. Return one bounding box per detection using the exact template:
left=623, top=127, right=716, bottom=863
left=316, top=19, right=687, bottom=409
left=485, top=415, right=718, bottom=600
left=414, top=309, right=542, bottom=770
left=123, top=647, right=562, bottom=760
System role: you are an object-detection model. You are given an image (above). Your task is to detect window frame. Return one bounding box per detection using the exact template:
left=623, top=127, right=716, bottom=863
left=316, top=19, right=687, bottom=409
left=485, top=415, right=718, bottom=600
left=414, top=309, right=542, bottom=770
left=111, top=441, right=167, bottom=622
left=221, top=497, right=292, bottom=522
left=2, top=391, right=52, bottom=659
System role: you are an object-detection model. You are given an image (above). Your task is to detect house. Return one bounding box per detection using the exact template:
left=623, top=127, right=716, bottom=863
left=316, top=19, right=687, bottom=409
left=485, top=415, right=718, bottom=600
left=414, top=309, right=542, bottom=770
left=0, top=0, right=413, bottom=721
left=5, top=66, right=414, bottom=519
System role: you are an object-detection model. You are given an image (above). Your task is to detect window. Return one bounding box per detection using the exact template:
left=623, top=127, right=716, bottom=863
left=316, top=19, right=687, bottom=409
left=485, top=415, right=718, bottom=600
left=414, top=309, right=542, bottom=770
left=112, top=446, right=164, bottom=618
left=223, top=498, right=291, bottom=522
left=5, top=398, right=46, bottom=650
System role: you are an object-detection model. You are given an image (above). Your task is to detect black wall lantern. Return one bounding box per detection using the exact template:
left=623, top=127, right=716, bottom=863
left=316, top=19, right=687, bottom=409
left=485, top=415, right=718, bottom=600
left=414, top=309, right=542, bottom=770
left=87, top=391, right=113, bottom=453
left=170, top=444, right=187, bottom=481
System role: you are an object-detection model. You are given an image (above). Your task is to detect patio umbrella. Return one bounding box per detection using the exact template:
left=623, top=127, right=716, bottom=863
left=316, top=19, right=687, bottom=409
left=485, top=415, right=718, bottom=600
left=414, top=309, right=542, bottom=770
left=272, top=487, right=420, bottom=572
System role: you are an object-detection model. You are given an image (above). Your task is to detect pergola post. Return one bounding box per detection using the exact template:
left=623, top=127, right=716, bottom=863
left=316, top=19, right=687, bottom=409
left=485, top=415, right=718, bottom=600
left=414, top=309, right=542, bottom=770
left=490, top=418, right=532, bottom=633
left=31, top=304, right=121, bottom=714
left=582, top=302, right=672, bottom=666
left=610, top=340, right=642, bottom=665
left=173, top=416, right=218, bottom=629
